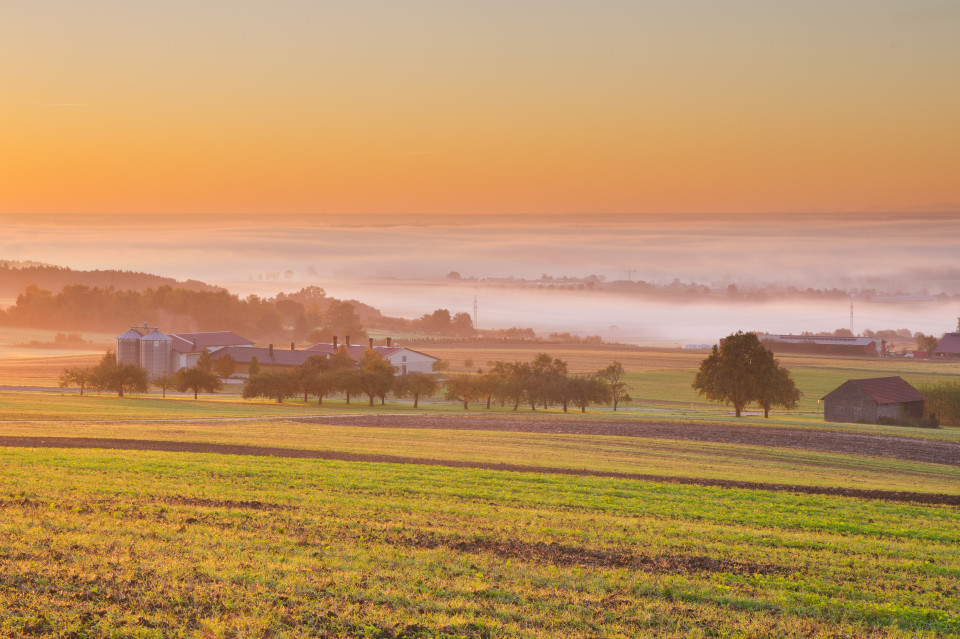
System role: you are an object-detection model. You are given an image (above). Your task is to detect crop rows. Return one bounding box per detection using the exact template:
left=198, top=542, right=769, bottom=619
left=2, top=447, right=958, bottom=637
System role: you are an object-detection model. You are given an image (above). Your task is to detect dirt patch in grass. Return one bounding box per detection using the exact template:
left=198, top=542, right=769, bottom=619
left=159, top=496, right=292, bottom=511
left=306, top=414, right=960, bottom=468
left=3, top=435, right=958, bottom=506
left=388, top=531, right=786, bottom=576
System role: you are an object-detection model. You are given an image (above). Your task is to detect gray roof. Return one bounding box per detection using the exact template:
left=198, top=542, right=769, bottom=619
left=117, top=328, right=143, bottom=340
left=935, top=332, right=960, bottom=355
left=169, top=331, right=254, bottom=353
left=763, top=334, right=881, bottom=347
left=822, top=376, right=926, bottom=404
left=212, top=346, right=321, bottom=368
left=140, top=329, right=172, bottom=342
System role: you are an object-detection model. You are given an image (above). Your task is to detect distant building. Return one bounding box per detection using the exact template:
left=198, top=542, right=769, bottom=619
left=760, top=334, right=886, bottom=358
left=821, top=376, right=926, bottom=424
left=304, top=337, right=439, bottom=376
left=169, top=331, right=255, bottom=371
left=116, top=325, right=437, bottom=378
left=934, top=332, right=960, bottom=358
left=116, top=324, right=254, bottom=379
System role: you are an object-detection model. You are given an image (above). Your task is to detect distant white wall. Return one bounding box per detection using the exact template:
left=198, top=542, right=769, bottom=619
left=385, top=349, right=437, bottom=375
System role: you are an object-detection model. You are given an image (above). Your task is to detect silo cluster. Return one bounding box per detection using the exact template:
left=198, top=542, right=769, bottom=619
left=116, top=324, right=172, bottom=379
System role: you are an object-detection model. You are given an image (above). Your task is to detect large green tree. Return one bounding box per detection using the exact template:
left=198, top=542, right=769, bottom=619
left=755, top=361, right=802, bottom=418
left=357, top=349, right=396, bottom=406
left=692, top=331, right=800, bottom=418
left=176, top=366, right=223, bottom=399
left=598, top=361, right=631, bottom=411
left=395, top=372, right=439, bottom=409
left=58, top=366, right=92, bottom=396
left=444, top=374, right=481, bottom=410
left=568, top=375, right=612, bottom=413
left=89, top=352, right=149, bottom=398
left=242, top=370, right=300, bottom=403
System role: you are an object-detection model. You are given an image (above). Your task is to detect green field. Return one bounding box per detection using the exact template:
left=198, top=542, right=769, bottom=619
left=3, top=417, right=960, bottom=497
left=2, top=444, right=958, bottom=638
left=2, top=348, right=960, bottom=636
left=5, top=345, right=960, bottom=420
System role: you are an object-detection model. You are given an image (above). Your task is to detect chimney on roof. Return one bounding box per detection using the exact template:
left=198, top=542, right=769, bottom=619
left=369, top=338, right=374, bottom=349
left=192, top=337, right=198, bottom=351
left=346, top=335, right=351, bottom=346
left=386, top=337, right=392, bottom=347
left=268, top=344, right=273, bottom=356
left=291, top=342, right=295, bottom=351
left=143, top=322, right=148, bottom=329
left=333, top=336, right=338, bottom=349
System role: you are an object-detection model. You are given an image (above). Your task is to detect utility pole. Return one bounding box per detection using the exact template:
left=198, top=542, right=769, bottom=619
left=626, top=269, right=635, bottom=282
left=473, top=296, right=479, bottom=330
left=850, top=300, right=854, bottom=335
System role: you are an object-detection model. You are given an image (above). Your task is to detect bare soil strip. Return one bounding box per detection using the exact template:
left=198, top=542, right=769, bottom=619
left=302, top=414, right=960, bottom=467
left=387, top=531, right=786, bottom=576
left=3, top=436, right=958, bottom=506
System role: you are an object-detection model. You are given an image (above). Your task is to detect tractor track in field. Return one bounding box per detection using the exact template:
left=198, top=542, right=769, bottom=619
left=2, top=434, right=958, bottom=506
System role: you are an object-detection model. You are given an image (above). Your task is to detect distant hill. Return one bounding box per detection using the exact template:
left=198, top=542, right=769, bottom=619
left=0, top=263, right=220, bottom=298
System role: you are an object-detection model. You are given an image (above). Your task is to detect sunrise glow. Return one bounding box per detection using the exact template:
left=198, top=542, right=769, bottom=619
left=2, top=1, right=958, bottom=216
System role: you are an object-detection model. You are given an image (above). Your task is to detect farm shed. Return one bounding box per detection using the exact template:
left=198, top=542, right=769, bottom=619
left=934, top=332, right=960, bottom=358
left=169, top=331, right=255, bottom=371
left=212, top=337, right=440, bottom=377
left=821, top=376, right=926, bottom=424
left=759, top=334, right=886, bottom=357
left=305, top=338, right=439, bottom=375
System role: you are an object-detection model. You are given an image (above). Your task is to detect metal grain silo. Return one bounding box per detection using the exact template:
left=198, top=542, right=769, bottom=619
left=139, top=329, right=172, bottom=379
left=116, top=328, right=143, bottom=366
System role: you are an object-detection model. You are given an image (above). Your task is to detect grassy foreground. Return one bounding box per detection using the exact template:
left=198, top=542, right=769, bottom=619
left=2, top=447, right=958, bottom=638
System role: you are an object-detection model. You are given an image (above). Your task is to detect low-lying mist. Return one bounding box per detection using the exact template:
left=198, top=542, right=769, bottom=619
left=2, top=212, right=958, bottom=343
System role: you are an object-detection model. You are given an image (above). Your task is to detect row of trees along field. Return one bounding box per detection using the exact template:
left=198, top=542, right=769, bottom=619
left=59, top=351, right=224, bottom=399
left=242, top=352, right=630, bottom=412
left=917, top=380, right=960, bottom=426
left=59, top=348, right=630, bottom=412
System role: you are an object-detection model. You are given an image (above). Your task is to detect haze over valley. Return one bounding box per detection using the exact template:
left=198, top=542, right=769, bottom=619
left=3, top=213, right=958, bottom=345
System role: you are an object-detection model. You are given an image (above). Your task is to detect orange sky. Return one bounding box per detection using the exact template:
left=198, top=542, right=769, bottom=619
left=2, top=1, right=959, bottom=216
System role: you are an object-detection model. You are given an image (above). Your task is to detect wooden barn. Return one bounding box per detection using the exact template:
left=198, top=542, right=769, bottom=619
left=821, top=376, right=926, bottom=424
left=934, top=332, right=960, bottom=358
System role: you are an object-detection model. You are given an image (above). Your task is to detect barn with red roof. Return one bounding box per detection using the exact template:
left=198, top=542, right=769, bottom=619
left=821, top=376, right=926, bottom=424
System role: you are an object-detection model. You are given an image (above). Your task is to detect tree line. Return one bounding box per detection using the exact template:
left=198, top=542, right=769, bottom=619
left=917, top=380, right=960, bottom=426
left=0, top=263, right=215, bottom=298
left=242, top=352, right=629, bottom=413
left=3, top=284, right=373, bottom=343
left=59, top=350, right=225, bottom=399
left=1, top=282, right=544, bottom=344
left=59, top=348, right=632, bottom=413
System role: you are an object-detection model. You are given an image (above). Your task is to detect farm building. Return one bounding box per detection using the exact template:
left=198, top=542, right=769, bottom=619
left=210, top=338, right=438, bottom=377
left=116, top=324, right=254, bottom=378
left=934, top=332, right=960, bottom=358
left=116, top=325, right=437, bottom=378
left=759, top=334, right=886, bottom=357
left=305, top=337, right=438, bottom=375
left=821, top=376, right=926, bottom=424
